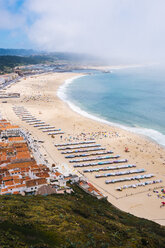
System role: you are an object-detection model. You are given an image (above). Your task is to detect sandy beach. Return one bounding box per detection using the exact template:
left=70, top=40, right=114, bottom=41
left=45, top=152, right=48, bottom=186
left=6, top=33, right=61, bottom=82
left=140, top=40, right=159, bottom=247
left=1, top=72, right=165, bottom=225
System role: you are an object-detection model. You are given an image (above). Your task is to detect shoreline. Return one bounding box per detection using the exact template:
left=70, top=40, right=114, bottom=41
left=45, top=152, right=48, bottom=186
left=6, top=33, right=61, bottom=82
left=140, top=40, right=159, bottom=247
left=58, top=72, right=165, bottom=148
left=0, top=72, right=165, bottom=225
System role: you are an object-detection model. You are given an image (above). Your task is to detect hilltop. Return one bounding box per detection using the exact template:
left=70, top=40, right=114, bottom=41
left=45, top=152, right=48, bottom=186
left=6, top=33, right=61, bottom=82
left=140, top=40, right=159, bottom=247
left=0, top=184, right=164, bottom=248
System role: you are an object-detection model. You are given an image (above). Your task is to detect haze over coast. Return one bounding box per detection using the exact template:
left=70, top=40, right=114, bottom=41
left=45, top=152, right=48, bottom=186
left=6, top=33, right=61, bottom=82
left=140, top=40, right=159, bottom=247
left=0, top=0, right=165, bottom=246
left=0, top=0, right=165, bottom=64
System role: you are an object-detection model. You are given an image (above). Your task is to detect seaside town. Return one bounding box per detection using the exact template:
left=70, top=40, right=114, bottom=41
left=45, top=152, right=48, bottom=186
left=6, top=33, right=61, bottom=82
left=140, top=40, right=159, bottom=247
left=1, top=1, right=165, bottom=247
left=0, top=71, right=164, bottom=209
left=0, top=116, right=105, bottom=199
left=0, top=52, right=164, bottom=231
left=0, top=102, right=164, bottom=204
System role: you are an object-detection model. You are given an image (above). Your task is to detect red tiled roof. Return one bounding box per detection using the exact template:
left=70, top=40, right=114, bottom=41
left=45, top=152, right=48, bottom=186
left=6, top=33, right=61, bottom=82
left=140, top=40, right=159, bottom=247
left=26, top=178, right=47, bottom=187
left=1, top=188, right=8, bottom=193
left=8, top=137, right=24, bottom=142
left=2, top=176, right=13, bottom=181
left=15, top=184, right=26, bottom=188
left=55, top=171, right=62, bottom=177
left=5, top=180, right=14, bottom=186
left=7, top=186, right=16, bottom=190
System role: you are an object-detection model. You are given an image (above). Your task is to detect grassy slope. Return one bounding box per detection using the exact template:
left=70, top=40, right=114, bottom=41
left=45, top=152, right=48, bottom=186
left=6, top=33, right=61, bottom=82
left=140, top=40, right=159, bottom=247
left=0, top=184, right=164, bottom=248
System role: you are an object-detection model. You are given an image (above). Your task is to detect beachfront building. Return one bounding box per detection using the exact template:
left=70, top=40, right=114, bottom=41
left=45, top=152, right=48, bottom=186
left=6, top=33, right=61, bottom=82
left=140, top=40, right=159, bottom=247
left=0, top=119, right=72, bottom=195
left=0, top=73, right=18, bottom=85
left=78, top=180, right=106, bottom=199
left=0, top=77, right=5, bottom=85
left=0, top=119, right=106, bottom=199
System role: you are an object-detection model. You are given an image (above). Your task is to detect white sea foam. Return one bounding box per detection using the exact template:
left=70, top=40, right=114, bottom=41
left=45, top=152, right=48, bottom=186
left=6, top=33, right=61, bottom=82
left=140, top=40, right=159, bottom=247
left=57, top=75, right=165, bottom=148
left=57, top=75, right=85, bottom=101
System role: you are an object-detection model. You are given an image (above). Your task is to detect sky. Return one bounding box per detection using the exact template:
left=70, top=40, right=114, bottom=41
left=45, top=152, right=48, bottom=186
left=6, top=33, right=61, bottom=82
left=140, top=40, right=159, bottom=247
left=0, top=0, right=165, bottom=62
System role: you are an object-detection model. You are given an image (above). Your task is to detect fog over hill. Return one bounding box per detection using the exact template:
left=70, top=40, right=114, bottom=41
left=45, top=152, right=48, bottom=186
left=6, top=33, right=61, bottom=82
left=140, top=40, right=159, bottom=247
left=1, top=1, right=165, bottom=64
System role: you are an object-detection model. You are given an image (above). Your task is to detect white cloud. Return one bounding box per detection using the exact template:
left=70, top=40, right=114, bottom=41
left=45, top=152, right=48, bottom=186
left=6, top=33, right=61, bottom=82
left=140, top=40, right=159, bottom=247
left=1, top=0, right=165, bottom=62
left=0, top=0, right=26, bottom=29
left=25, top=0, right=165, bottom=62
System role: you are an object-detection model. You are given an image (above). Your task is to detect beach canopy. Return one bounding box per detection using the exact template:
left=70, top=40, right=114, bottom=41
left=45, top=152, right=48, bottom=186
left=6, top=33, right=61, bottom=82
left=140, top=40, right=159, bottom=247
left=95, top=168, right=145, bottom=178
left=55, top=140, right=95, bottom=147
left=69, top=155, right=120, bottom=163
left=83, top=164, right=136, bottom=173
left=61, top=147, right=105, bottom=154
left=58, top=144, right=101, bottom=150
left=74, top=159, right=128, bottom=168
left=65, top=150, right=113, bottom=158
left=116, top=179, right=162, bottom=191
left=42, top=129, right=61, bottom=132
left=105, top=174, right=154, bottom=184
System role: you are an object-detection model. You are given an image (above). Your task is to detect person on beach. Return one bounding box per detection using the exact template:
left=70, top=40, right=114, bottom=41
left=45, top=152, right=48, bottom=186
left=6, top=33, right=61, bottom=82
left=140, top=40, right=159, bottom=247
left=160, top=202, right=165, bottom=208
left=125, top=147, right=129, bottom=152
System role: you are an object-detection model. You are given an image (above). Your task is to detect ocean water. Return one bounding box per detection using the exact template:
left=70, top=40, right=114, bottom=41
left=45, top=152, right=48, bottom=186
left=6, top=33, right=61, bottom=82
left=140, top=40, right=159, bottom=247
left=57, top=66, right=165, bottom=147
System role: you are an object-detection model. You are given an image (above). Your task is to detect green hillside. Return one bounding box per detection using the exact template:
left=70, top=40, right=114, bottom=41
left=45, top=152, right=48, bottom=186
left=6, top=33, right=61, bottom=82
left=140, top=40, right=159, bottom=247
left=0, top=55, right=54, bottom=73
left=0, top=184, right=164, bottom=248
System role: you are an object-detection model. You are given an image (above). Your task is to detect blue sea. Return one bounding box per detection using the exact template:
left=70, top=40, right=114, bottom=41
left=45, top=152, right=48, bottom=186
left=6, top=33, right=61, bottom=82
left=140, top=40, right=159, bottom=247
left=57, top=66, right=165, bottom=147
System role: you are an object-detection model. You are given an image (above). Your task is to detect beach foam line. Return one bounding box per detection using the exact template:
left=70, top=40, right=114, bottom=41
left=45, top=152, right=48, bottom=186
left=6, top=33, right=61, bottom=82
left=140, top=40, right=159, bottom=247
left=57, top=74, right=86, bottom=102
left=57, top=75, right=165, bottom=148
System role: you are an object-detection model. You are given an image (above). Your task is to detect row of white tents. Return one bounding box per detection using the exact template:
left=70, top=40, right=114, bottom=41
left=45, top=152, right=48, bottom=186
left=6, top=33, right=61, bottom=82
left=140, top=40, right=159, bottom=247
left=95, top=168, right=145, bottom=178
left=69, top=155, right=120, bottom=163
left=61, top=147, right=105, bottom=154
left=13, top=106, right=64, bottom=135
left=38, top=126, right=55, bottom=129
left=105, top=174, right=154, bottom=184
left=58, top=144, right=101, bottom=150
left=43, top=129, right=61, bottom=132
left=55, top=140, right=95, bottom=147
left=83, top=164, right=136, bottom=173
left=116, top=179, right=162, bottom=191
left=65, top=150, right=113, bottom=158
left=48, top=131, right=64, bottom=135
left=74, top=159, right=128, bottom=168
